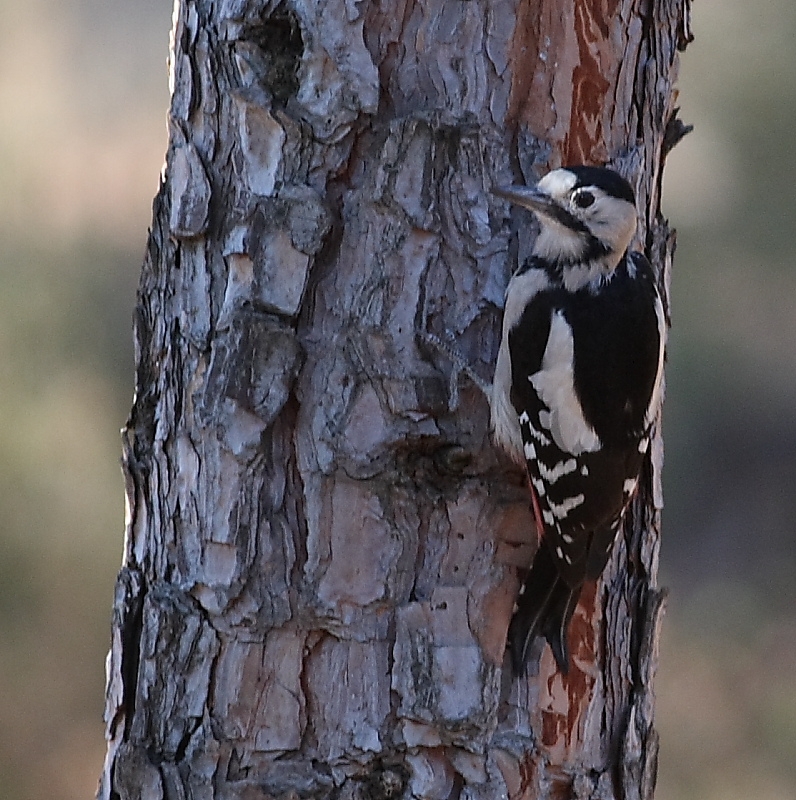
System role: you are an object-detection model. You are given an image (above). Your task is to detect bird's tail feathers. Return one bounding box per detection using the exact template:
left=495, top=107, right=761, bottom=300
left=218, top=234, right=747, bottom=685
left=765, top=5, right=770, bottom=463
left=509, top=542, right=582, bottom=675
left=539, top=579, right=580, bottom=673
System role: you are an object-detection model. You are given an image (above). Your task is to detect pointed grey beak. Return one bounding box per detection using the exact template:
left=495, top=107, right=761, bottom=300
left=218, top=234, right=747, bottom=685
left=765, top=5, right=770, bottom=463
left=491, top=184, right=557, bottom=216
left=492, top=184, right=586, bottom=234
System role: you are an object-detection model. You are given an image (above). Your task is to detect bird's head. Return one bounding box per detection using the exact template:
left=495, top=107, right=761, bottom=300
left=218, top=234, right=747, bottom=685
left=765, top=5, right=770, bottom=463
left=494, top=166, right=638, bottom=278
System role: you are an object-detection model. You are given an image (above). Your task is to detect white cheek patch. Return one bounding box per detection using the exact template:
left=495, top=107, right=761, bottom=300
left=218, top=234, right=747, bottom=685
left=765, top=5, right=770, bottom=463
left=530, top=312, right=601, bottom=455
left=623, top=477, right=638, bottom=496
left=586, top=195, right=637, bottom=259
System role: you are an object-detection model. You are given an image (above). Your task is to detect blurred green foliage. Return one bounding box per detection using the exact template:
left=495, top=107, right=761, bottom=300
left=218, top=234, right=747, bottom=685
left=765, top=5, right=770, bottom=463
left=0, top=0, right=793, bottom=798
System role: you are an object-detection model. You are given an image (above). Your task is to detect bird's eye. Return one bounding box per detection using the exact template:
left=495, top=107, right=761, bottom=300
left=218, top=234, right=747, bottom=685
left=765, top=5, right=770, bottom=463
left=573, top=190, right=595, bottom=209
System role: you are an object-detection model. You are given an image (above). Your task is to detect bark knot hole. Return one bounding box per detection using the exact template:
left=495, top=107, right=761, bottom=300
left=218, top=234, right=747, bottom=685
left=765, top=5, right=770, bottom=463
left=365, top=765, right=408, bottom=800
left=240, top=5, right=303, bottom=105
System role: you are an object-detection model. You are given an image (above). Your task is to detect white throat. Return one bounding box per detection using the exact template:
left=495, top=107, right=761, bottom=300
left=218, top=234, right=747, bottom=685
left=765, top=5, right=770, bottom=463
left=533, top=224, right=621, bottom=292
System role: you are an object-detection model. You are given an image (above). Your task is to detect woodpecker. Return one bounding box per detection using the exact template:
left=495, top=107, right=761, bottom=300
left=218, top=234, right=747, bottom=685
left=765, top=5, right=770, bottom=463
left=490, top=166, right=665, bottom=675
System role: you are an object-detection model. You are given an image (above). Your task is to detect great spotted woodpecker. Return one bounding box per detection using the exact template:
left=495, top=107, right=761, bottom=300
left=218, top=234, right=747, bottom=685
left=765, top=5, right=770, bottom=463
left=490, top=166, right=665, bottom=675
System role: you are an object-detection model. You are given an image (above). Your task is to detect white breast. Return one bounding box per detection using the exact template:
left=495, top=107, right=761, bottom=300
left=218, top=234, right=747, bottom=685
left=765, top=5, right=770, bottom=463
left=530, top=311, right=601, bottom=455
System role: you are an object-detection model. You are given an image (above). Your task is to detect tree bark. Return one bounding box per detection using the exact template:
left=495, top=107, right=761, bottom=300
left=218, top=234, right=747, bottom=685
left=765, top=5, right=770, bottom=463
left=100, top=0, right=691, bottom=798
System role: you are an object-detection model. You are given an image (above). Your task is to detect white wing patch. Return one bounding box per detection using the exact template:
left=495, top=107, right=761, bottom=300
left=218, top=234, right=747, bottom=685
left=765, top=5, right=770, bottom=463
left=530, top=311, right=601, bottom=455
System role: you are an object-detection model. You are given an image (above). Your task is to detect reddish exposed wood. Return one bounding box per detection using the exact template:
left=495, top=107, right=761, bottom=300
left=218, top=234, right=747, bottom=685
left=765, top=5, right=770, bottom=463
left=509, top=0, right=655, bottom=168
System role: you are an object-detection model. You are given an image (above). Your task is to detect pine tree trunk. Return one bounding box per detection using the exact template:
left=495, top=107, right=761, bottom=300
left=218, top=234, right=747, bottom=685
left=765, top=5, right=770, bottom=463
left=100, top=0, right=691, bottom=798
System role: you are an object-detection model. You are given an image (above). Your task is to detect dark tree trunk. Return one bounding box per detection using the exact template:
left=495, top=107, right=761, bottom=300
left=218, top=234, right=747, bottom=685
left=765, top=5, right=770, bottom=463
left=100, top=0, right=691, bottom=798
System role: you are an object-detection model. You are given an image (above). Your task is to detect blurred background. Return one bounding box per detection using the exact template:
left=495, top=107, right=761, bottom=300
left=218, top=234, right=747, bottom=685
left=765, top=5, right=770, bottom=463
left=0, top=0, right=793, bottom=798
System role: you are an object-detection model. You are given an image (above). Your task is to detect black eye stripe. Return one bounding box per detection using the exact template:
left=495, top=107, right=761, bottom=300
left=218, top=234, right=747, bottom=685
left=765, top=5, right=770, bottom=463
left=573, top=190, right=595, bottom=209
